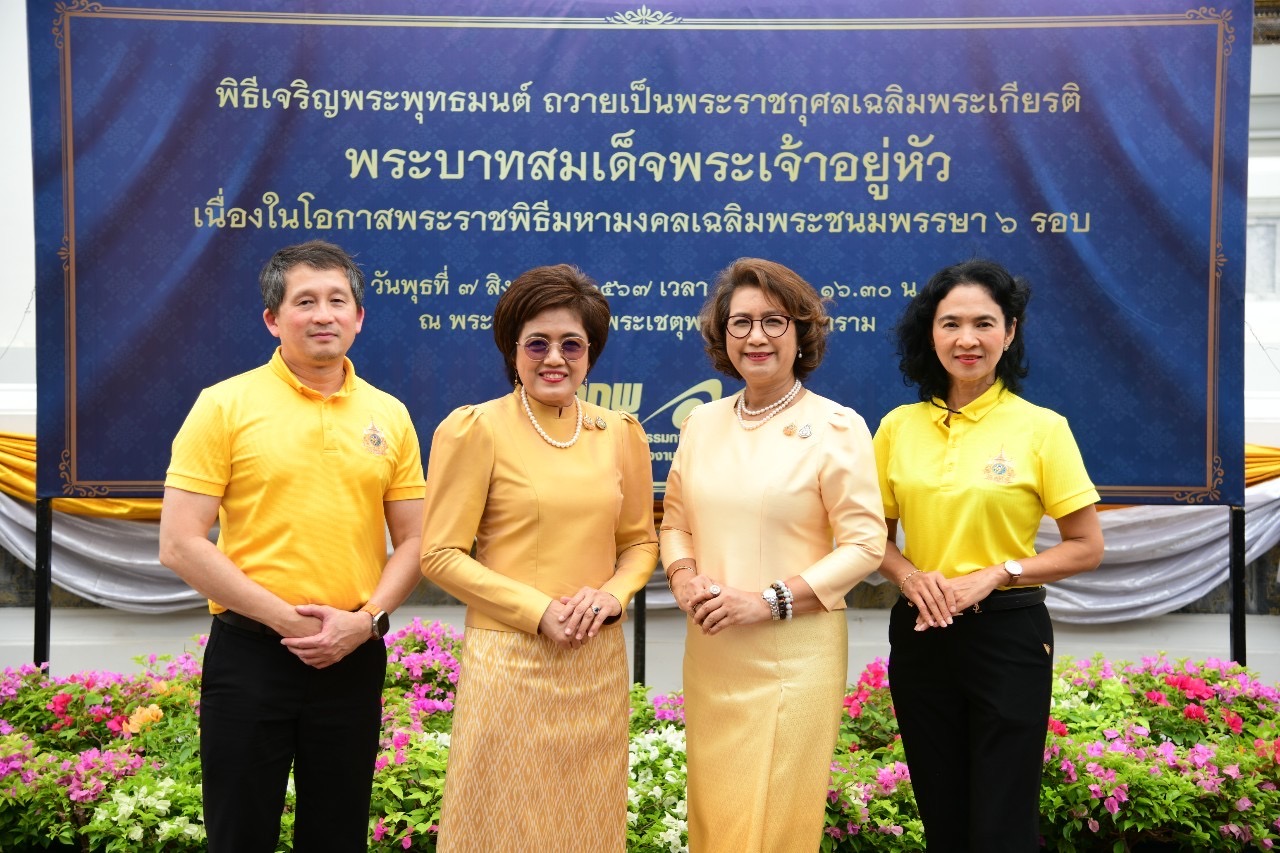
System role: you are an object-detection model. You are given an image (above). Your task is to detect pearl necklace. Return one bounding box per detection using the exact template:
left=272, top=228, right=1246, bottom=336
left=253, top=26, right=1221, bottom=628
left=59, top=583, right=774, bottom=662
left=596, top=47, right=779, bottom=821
left=738, top=378, right=802, bottom=416
left=520, top=385, right=582, bottom=448
left=735, top=381, right=802, bottom=431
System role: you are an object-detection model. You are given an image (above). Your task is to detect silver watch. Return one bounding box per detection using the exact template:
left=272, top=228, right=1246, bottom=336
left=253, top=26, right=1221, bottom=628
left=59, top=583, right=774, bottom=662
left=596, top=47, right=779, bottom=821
left=1003, top=559, right=1024, bottom=586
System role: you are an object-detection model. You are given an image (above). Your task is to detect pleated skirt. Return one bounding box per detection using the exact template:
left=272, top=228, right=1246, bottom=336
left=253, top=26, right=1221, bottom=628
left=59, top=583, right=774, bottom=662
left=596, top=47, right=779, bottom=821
left=436, top=625, right=630, bottom=852
left=683, top=609, right=848, bottom=853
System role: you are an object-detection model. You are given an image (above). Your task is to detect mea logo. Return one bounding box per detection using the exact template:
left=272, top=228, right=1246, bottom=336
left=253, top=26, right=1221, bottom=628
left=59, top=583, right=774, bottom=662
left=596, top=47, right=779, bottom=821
left=575, top=378, right=724, bottom=431
left=641, top=379, right=723, bottom=431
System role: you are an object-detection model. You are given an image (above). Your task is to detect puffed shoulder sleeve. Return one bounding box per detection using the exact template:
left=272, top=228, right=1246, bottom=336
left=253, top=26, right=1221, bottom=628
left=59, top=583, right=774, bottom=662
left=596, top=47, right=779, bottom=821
left=1039, top=415, right=1100, bottom=519
left=800, top=407, right=888, bottom=610
left=659, top=410, right=696, bottom=570
left=419, top=405, right=553, bottom=634
left=599, top=411, right=659, bottom=610
left=165, top=389, right=230, bottom=497
left=872, top=409, right=899, bottom=520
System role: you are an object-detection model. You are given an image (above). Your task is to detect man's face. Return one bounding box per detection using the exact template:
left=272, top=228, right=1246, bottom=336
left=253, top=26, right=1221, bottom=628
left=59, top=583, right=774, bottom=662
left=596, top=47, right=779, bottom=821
left=263, top=265, right=364, bottom=369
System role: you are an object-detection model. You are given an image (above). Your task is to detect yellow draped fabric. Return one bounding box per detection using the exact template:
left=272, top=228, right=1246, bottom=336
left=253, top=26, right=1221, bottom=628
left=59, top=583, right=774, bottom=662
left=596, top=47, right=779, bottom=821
left=0, top=432, right=161, bottom=519
left=1, top=432, right=1279, bottom=521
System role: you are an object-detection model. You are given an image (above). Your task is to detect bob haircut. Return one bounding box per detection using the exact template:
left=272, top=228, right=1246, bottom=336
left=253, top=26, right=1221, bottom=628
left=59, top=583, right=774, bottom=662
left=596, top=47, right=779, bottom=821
left=893, top=258, right=1032, bottom=402
left=699, top=258, right=829, bottom=382
left=492, top=264, right=611, bottom=386
left=259, top=240, right=366, bottom=313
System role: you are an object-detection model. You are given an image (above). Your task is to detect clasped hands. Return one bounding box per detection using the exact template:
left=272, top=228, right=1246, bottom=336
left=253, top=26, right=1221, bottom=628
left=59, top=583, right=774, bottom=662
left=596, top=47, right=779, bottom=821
left=279, top=604, right=372, bottom=669
left=671, top=572, right=769, bottom=635
left=899, top=566, right=1004, bottom=631
left=539, top=586, right=622, bottom=649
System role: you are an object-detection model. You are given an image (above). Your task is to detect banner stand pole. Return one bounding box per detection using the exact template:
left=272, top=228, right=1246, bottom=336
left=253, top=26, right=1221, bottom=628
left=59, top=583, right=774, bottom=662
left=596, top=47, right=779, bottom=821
left=1229, top=505, right=1246, bottom=666
left=34, top=499, right=52, bottom=666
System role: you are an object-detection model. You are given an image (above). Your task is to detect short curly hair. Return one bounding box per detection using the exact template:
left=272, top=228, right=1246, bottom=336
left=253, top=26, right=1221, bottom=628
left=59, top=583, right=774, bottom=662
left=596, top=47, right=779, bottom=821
left=893, top=258, right=1032, bottom=402
left=699, top=258, right=829, bottom=381
left=491, top=264, right=610, bottom=386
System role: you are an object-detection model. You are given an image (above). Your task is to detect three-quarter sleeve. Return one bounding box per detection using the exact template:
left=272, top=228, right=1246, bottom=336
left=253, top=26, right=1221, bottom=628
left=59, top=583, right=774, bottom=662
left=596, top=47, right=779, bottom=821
left=799, top=408, right=888, bottom=610
left=420, top=406, right=553, bottom=634
left=659, top=413, right=696, bottom=570
left=599, top=411, right=659, bottom=610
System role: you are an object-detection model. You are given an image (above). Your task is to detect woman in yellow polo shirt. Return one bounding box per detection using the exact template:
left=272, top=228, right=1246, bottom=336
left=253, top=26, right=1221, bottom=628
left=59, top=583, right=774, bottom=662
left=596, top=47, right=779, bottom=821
left=873, top=258, right=1104, bottom=851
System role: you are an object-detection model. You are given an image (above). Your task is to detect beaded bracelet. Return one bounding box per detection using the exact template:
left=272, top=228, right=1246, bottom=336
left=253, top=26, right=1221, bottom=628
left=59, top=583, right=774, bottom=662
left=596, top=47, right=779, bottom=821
left=761, top=587, right=781, bottom=620
left=770, top=580, right=794, bottom=620
left=665, top=564, right=695, bottom=593
left=898, top=569, right=922, bottom=593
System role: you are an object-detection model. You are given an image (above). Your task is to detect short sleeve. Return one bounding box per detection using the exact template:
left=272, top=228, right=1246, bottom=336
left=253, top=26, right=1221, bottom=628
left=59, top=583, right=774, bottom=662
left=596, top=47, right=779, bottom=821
left=1039, top=416, right=1100, bottom=519
left=872, top=412, right=899, bottom=521
left=384, top=401, right=425, bottom=502
left=165, top=390, right=230, bottom=497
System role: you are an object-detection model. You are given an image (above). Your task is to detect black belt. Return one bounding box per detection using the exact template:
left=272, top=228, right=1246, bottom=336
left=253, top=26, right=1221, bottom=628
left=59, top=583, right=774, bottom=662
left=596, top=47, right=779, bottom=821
left=215, top=610, right=281, bottom=638
left=968, top=586, right=1046, bottom=614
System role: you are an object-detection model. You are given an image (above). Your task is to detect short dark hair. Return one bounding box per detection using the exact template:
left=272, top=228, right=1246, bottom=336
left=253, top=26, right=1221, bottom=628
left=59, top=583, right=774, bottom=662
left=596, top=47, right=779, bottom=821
left=699, top=258, right=829, bottom=381
left=492, top=264, right=611, bottom=385
left=893, top=258, right=1031, bottom=401
left=259, top=240, right=365, bottom=312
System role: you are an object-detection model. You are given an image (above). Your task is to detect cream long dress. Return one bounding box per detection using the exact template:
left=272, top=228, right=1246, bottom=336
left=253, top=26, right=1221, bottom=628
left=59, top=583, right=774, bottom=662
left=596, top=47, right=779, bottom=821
left=420, top=390, right=658, bottom=852
left=661, top=390, right=887, bottom=852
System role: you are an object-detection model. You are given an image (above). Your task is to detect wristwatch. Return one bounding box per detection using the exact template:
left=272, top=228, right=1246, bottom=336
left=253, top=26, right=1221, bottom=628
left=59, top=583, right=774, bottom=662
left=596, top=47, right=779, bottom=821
left=1003, top=559, right=1024, bottom=586
left=360, top=602, right=390, bottom=639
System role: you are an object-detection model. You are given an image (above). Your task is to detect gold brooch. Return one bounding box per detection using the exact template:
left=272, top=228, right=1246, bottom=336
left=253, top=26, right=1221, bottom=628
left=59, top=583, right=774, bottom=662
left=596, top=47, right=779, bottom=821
left=783, top=423, right=797, bottom=436
left=595, top=416, right=608, bottom=430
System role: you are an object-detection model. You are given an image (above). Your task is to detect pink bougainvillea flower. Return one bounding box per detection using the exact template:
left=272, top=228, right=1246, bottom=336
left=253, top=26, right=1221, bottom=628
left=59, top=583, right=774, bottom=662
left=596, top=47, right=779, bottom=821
left=1047, top=717, right=1067, bottom=736
left=1144, top=689, right=1170, bottom=706
left=1236, top=797, right=1253, bottom=811
left=373, top=818, right=387, bottom=841
left=1183, top=703, right=1207, bottom=722
left=1087, top=818, right=1100, bottom=833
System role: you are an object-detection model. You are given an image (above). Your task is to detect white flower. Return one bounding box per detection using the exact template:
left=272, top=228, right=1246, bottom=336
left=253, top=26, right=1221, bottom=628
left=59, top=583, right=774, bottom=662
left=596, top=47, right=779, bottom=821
left=127, top=824, right=144, bottom=842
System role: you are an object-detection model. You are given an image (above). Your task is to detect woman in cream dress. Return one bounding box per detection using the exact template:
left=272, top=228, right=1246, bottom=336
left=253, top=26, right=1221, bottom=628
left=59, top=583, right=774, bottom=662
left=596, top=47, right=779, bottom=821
left=420, top=264, right=658, bottom=852
left=661, top=258, right=887, bottom=851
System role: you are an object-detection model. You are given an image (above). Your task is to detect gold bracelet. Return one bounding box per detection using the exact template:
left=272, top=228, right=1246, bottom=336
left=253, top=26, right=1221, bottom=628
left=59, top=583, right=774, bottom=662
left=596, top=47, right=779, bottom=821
left=898, top=569, right=922, bottom=594
left=665, top=564, right=695, bottom=592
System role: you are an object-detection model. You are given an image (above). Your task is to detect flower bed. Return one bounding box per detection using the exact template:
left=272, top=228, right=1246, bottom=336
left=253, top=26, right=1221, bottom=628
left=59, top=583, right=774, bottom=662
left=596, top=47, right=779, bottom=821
left=2, top=619, right=1278, bottom=851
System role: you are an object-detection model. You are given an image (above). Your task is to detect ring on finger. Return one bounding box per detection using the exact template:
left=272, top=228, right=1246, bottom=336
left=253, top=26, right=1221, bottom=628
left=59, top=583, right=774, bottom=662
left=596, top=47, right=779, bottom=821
left=592, top=605, right=601, bottom=614
left=709, top=584, right=721, bottom=597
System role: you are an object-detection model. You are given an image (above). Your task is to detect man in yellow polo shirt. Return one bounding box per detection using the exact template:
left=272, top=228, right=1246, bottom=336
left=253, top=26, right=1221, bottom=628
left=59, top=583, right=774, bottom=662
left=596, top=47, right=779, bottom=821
left=159, top=240, right=425, bottom=852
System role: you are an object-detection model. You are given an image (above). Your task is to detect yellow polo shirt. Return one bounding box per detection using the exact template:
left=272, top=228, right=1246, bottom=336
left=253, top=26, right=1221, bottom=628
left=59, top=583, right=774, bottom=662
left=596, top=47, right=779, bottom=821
left=873, top=381, right=1098, bottom=578
left=166, top=348, right=425, bottom=612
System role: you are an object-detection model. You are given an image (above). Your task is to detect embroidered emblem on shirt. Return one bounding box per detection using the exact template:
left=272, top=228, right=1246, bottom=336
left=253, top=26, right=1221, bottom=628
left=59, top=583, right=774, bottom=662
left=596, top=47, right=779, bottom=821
left=983, top=449, right=1015, bottom=483
left=362, top=419, right=388, bottom=456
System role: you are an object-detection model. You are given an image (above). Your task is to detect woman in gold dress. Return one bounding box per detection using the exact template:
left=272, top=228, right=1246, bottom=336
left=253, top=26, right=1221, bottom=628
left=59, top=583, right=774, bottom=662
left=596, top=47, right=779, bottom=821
left=420, top=264, right=658, bottom=851
left=661, top=258, right=888, bottom=851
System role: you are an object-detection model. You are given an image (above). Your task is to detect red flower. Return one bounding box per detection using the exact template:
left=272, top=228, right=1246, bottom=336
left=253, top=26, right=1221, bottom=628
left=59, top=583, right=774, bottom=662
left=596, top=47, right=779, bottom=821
left=1220, top=709, right=1244, bottom=735
left=1183, top=703, right=1208, bottom=722
left=1144, top=690, right=1170, bottom=707
left=1047, top=717, right=1068, bottom=736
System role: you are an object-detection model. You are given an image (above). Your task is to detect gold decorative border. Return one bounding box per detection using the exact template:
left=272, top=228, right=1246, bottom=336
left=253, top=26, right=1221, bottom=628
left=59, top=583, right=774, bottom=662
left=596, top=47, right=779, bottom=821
left=47, top=4, right=1242, bottom=502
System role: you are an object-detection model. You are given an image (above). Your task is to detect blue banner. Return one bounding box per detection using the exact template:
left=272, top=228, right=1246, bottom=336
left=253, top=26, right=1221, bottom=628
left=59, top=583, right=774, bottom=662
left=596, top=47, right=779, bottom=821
left=30, top=0, right=1249, bottom=503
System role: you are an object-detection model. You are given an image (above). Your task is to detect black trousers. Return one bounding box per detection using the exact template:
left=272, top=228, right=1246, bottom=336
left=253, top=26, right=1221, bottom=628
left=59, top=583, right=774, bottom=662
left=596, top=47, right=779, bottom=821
left=888, top=597, right=1054, bottom=853
left=200, top=616, right=387, bottom=853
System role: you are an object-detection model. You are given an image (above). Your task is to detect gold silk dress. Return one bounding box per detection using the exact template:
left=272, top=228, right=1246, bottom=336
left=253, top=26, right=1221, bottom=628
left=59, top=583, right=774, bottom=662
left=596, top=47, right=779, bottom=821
left=661, top=391, right=887, bottom=852
left=420, top=390, right=658, bottom=852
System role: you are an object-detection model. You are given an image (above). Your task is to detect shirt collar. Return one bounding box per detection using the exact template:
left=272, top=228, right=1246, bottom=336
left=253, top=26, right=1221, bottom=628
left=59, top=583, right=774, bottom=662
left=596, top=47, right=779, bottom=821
left=929, top=379, right=1006, bottom=425
left=268, top=347, right=357, bottom=399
